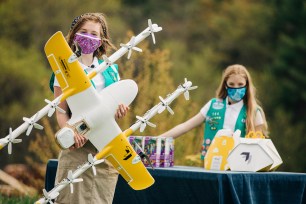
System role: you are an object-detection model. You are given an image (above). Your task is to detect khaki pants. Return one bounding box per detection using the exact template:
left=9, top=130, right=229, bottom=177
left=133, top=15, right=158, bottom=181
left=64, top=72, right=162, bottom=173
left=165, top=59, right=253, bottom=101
left=55, top=142, right=119, bottom=204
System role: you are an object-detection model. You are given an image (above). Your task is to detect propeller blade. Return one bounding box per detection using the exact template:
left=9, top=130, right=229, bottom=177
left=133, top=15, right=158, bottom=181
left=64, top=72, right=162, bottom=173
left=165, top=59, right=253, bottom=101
left=68, top=170, right=73, bottom=180
left=140, top=123, right=146, bottom=132
left=56, top=106, right=66, bottom=113
left=148, top=19, right=153, bottom=28
left=70, top=183, right=74, bottom=194
left=88, top=154, right=94, bottom=163
left=151, top=32, right=156, bottom=44
left=158, top=96, right=173, bottom=114
left=127, top=49, right=132, bottom=59
left=136, top=115, right=143, bottom=121
left=88, top=154, right=98, bottom=176
left=8, top=142, right=12, bottom=155
left=159, top=96, right=166, bottom=103
left=45, top=99, right=66, bottom=117
left=47, top=108, right=56, bottom=117
left=188, top=86, right=198, bottom=90
left=73, top=178, right=83, bottom=183
left=119, top=43, right=127, bottom=48
left=92, top=165, right=97, bottom=176
left=147, top=19, right=156, bottom=44
left=23, top=113, right=43, bottom=136
left=26, top=125, right=33, bottom=136
left=13, top=139, right=22, bottom=143
left=166, top=106, right=175, bottom=115
left=143, top=19, right=161, bottom=44
left=147, top=121, right=156, bottom=128
left=7, top=128, right=22, bottom=154
left=95, top=159, right=104, bottom=165
left=34, top=123, right=44, bottom=130
left=184, top=91, right=190, bottom=100
left=132, top=47, right=143, bottom=52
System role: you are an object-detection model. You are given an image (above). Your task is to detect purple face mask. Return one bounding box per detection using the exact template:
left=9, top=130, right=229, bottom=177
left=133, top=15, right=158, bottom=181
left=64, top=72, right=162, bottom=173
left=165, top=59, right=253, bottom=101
left=74, top=33, right=101, bottom=54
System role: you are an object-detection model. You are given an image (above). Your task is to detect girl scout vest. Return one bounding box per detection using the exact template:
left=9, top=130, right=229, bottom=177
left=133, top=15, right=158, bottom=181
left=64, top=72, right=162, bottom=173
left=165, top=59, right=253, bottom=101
left=201, top=98, right=246, bottom=160
left=49, top=59, right=119, bottom=92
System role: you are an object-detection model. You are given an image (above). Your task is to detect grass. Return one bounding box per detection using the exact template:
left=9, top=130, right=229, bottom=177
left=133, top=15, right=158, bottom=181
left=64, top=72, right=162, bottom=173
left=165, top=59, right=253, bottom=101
left=0, top=195, right=39, bottom=204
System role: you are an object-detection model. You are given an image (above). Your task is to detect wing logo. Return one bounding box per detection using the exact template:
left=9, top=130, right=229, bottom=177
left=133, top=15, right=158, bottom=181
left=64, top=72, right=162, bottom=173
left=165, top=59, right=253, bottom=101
left=59, top=58, right=70, bottom=78
left=241, top=152, right=251, bottom=164
left=123, top=146, right=132, bottom=160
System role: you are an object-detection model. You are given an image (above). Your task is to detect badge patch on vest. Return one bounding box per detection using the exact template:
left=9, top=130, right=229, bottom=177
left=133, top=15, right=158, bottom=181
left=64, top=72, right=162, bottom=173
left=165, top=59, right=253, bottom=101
left=212, top=101, right=224, bottom=110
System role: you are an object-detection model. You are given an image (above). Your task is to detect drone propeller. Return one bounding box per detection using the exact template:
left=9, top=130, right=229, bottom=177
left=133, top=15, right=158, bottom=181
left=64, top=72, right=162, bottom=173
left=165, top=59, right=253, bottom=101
left=136, top=116, right=156, bottom=132
left=45, top=99, right=65, bottom=117
left=182, top=78, right=198, bottom=100
left=143, top=19, right=162, bottom=44
left=23, top=113, right=44, bottom=136
left=102, top=55, right=113, bottom=66
left=158, top=96, right=174, bottom=115
left=87, top=154, right=104, bottom=176
left=120, top=36, right=142, bottom=59
left=6, top=128, right=22, bottom=154
left=42, top=189, right=59, bottom=204
left=59, top=170, right=83, bottom=194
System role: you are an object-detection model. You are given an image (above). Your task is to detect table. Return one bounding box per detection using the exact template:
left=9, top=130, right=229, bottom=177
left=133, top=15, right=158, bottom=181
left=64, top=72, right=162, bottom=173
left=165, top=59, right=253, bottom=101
left=45, top=160, right=306, bottom=204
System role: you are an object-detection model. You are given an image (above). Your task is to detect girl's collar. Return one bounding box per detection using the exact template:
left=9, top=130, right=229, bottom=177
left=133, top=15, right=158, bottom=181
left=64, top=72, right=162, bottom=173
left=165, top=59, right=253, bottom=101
left=226, top=97, right=244, bottom=108
left=80, top=57, right=99, bottom=70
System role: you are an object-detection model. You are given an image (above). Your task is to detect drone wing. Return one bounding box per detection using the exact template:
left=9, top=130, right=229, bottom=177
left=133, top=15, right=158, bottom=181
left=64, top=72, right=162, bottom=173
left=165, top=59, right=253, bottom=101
left=44, top=31, right=91, bottom=102
left=95, top=132, right=155, bottom=190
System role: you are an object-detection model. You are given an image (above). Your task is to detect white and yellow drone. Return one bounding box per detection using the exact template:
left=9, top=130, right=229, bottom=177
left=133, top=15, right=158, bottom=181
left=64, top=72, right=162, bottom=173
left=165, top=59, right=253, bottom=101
left=0, top=20, right=197, bottom=204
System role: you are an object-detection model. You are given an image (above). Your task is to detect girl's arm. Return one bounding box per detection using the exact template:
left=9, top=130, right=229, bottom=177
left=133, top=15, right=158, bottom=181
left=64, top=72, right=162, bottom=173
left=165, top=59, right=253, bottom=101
left=54, top=86, right=87, bottom=148
left=254, top=107, right=269, bottom=137
left=159, top=112, right=205, bottom=139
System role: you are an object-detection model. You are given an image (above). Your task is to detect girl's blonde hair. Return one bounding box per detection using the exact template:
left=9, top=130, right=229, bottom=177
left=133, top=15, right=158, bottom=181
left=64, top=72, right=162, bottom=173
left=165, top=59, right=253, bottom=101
left=66, top=12, right=116, bottom=58
left=216, top=64, right=268, bottom=136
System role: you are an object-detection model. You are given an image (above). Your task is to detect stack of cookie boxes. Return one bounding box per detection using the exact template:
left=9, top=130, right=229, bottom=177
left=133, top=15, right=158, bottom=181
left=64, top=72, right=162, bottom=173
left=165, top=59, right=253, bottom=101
left=128, top=136, right=174, bottom=167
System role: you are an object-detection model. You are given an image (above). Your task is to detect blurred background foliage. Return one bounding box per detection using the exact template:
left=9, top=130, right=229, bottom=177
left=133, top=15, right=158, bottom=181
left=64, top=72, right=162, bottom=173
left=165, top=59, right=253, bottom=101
left=0, top=0, right=305, bottom=191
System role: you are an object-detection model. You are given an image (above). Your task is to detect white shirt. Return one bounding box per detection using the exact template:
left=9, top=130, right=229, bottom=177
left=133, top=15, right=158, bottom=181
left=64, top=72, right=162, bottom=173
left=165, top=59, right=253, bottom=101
left=200, top=97, right=264, bottom=131
left=53, top=57, right=109, bottom=92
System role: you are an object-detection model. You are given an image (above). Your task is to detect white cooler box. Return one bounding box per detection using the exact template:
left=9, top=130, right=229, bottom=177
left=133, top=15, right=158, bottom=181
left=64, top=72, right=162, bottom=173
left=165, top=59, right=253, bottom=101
left=227, top=138, right=283, bottom=172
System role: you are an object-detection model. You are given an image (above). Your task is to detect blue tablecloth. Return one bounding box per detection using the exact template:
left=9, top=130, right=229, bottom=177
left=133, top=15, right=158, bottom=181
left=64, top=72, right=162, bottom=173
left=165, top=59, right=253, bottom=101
left=45, top=160, right=306, bottom=204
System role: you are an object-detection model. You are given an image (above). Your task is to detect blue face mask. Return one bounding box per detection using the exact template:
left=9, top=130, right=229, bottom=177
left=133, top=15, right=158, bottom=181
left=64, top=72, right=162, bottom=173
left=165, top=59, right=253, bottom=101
left=226, top=86, right=246, bottom=102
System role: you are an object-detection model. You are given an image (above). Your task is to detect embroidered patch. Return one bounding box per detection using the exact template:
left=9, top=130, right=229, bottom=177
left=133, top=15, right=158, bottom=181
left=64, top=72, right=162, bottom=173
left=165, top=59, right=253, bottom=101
left=212, top=101, right=224, bottom=110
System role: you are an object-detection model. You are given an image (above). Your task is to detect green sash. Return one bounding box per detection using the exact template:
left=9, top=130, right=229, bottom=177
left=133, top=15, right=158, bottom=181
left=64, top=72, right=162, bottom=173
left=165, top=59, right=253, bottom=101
left=201, top=98, right=246, bottom=160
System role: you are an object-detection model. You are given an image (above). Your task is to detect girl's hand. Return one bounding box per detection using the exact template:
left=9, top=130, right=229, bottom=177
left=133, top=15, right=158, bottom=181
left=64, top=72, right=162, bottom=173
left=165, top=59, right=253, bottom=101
left=115, top=104, right=130, bottom=119
left=70, top=132, right=88, bottom=150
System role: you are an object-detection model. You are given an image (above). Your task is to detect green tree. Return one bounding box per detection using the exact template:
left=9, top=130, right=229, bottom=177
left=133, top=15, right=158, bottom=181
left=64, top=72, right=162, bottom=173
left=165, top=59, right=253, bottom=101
left=264, top=0, right=306, bottom=172
left=0, top=38, right=50, bottom=167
